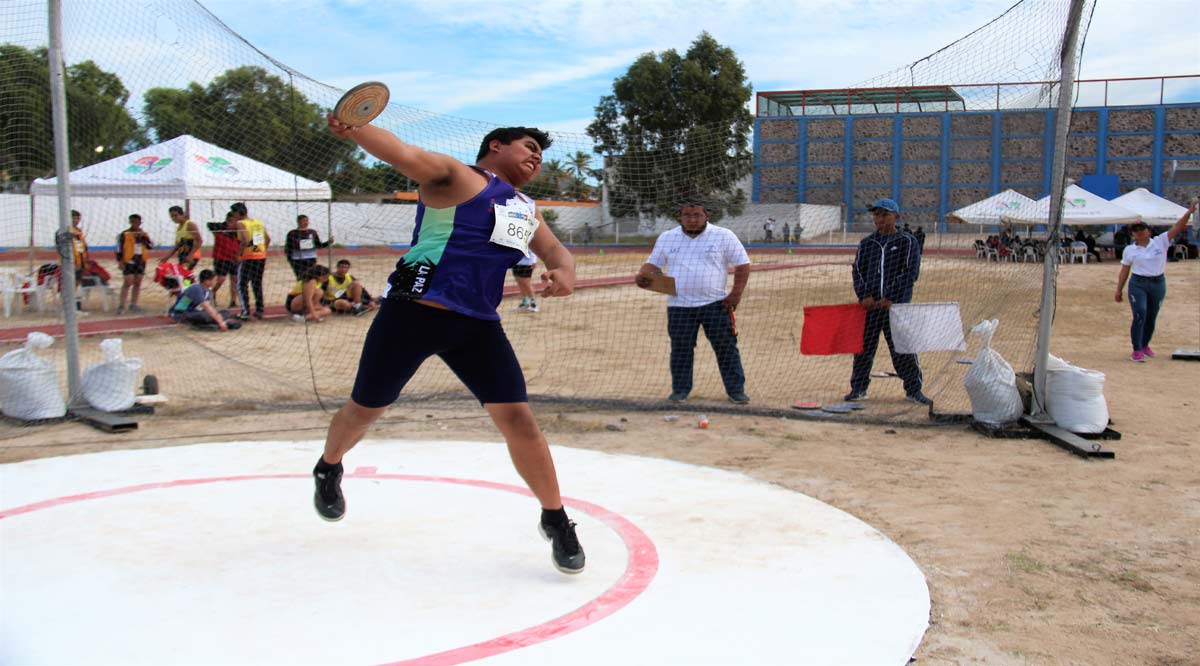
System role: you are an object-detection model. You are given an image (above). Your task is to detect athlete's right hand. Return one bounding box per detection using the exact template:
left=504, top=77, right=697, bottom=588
left=327, top=114, right=356, bottom=139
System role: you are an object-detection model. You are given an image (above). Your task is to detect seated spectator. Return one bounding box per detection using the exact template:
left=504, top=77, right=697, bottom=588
left=286, top=264, right=333, bottom=322
left=1171, top=233, right=1198, bottom=260
left=171, top=269, right=239, bottom=331
left=323, top=259, right=374, bottom=315
left=1076, top=230, right=1102, bottom=262
left=1114, top=225, right=1131, bottom=255
left=986, top=234, right=1011, bottom=259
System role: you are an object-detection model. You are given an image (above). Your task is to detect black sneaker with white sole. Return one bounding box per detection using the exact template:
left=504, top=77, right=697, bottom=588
left=844, top=390, right=868, bottom=402
left=539, top=519, right=585, bottom=574
left=313, top=459, right=345, bottom=521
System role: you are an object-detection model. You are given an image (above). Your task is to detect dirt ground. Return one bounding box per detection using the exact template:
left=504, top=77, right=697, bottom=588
left=2, top=254, right=1199, bottom=665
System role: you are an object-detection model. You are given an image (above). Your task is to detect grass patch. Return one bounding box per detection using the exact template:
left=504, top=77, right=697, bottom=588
left=1113, top=569, right=1154, bottom=593
left=1006, top=551, right=1047, bottom=574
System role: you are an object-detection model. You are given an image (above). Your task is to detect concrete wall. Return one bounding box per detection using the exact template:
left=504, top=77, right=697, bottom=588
left=754, top=103, right=1200, bottom=229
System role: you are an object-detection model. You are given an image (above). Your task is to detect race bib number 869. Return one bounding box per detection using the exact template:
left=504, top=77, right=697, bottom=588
left=490, top=201, right=539, bottom=252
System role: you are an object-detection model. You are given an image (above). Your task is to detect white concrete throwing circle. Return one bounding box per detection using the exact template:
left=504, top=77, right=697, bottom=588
left=0, top=440, right=929, bottom=665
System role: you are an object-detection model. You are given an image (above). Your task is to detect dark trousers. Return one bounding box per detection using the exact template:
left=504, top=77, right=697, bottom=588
left=1128, top=274, right=1166, bottom=351
left=174, top=308, right=233, bottom=329
left=667, top=301, right=745, bottom=396
left=850, top=308, right=922, bottom=396
left=288, top=257, right=316, bottom=280
left=237, top=258, right=266, bottom=314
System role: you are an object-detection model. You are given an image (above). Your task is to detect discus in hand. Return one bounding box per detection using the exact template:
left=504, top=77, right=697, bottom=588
left=333, top=81, right=390, bottom=127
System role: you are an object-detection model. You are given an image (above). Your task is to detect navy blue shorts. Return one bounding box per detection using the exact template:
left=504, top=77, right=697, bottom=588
left=350, top=299, right=527, bottom=407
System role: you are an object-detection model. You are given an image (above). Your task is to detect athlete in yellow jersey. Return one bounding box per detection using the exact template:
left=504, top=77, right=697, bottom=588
left=232, top=202, right=270, bottom=320
left=286, top=263, right=332, bottom=322
left=161, top=205, right=203, bottom=270
left=323, top=259, right=375, bottom=315
left=114, top=213, right=154, bottom=314
left=69, top=209, right=89, bottom=271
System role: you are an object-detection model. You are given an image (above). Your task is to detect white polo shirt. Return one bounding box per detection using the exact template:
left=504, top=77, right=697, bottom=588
left=1121, top=232, right=1169, bottom=277
left=647, top=224, right=750, bottom=307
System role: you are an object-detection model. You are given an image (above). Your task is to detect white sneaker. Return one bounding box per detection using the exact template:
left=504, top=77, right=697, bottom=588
left=527, top=299, right=539, bottom=312
left=292, top=314, right=305, bottom=323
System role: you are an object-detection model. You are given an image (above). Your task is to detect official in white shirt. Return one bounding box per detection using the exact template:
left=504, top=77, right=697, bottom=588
left=1114, top=200, right=1197, bottom=362
left=636, top=201, right=751, bottom=404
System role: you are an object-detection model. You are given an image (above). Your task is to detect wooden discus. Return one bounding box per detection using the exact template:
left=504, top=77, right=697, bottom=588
left=333, top=81, right=390, bottom=127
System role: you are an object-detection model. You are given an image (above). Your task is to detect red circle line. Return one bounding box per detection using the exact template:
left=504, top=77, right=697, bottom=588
left=0, top=472, right=660, bottom=666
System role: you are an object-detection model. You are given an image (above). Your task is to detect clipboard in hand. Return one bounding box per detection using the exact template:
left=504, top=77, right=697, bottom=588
left=637, top=273, right=676, bottom=296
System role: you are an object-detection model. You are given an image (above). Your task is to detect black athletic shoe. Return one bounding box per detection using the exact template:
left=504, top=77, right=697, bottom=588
left=539, top=519, right=585, bottom=574
left=844, top=390, right=868, bottom=402
left=313, top=460, right=345, bottom=521
left=727, top=391, right=750, bottom=404
left=667, top=391, right=689, bottom=402
left=906, top=391, right=934, bottom=406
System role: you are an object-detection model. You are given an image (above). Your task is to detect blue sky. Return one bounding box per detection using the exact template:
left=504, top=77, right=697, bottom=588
left=193, top=0, right=1200, bottom=134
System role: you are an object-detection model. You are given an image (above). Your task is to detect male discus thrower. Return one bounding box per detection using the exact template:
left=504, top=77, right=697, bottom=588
left=333, top=82, right=390, bottom=127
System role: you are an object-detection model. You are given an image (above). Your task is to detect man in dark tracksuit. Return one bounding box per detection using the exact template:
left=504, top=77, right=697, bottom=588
left=846, top=198, right=932, bottom=405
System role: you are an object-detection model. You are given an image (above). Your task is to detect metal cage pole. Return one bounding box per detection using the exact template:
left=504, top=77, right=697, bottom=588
left=1030, top=0, right=1088, bottom=419
left=48, top=0, right=83, bottom=405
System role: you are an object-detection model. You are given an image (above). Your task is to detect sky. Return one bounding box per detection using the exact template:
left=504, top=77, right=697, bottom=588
left=189, top=0, right=1200, bottom=135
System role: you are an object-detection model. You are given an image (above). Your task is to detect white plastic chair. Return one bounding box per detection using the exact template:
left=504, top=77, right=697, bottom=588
left=0, top=271, right=49, bottom=317
left=78, top=282, right=114, bottom=312
left=1069, top=242, right=1089, bottom=264
left=1170, top=245, right=1188, bottom=261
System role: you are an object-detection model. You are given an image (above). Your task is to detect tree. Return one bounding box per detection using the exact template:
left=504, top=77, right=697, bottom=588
left=0, top=45, right=144, bottom=187
left=143, top=66, right=354, bottom=188
left=586, top=32, right=753, bottom=220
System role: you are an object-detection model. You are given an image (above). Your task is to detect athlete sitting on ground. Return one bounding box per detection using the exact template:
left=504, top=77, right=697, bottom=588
left=323, top=259, right=375, bottom=315
left=286, top=264, right=333, bottom=323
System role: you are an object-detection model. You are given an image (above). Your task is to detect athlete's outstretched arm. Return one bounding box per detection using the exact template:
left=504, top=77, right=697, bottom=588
left=328, top=115, right=469, bottom=187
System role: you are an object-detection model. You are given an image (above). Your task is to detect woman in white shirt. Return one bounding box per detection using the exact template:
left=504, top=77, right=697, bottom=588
left=1114, top=201, right=1197, bottom=362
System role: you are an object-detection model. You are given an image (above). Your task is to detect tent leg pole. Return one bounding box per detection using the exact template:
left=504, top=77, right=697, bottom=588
left=28, top=196, right=35, bottom=275
left=327, top=201, right=333, bottom=266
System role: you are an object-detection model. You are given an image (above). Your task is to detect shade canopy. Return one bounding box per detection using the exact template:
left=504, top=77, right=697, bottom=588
left=1001, top=184, right=1141, bottom=227
left=1111, top=188, right=1188, bottom=225
left=31, top=135, right=331, bottom=201
left=946, top=189, right=1037, bottom=225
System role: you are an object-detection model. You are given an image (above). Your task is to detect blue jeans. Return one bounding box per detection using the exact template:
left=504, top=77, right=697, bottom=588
left=667, top=301, right=745, bottom=396
left=1128, top=274, right=1166, bottom=351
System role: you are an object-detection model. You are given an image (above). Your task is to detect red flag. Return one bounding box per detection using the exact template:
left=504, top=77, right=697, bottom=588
left=801, top=304, right=866, bottom=355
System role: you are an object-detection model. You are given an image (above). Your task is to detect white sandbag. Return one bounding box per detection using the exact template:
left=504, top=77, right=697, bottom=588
left=1045, top=354, right=1109, bottom=434
left=0, top=332, right=66, bottom=420
left=81, top=338, right=144, bottom=412
left=963, top=320, right=1024, bottom=425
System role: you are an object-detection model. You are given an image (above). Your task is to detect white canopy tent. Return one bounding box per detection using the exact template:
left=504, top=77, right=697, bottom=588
left=1001, top=184, right=1141, bottom=228
left=31, top=134, right=331, bottom=200
left=946, top=189, right=1037, bottom=226
left=27, top=134, right=332, bottom=269
left=1111, top=188, right=1188, bottom=225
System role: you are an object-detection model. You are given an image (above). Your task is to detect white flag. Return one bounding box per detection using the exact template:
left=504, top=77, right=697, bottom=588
left=890, top=302, right=966, bottom=354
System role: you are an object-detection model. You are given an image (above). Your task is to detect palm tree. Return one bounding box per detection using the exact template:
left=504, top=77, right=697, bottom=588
left=542, top=159, right=568, bottom=198
left=568, top=151, right=591, bottom=181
